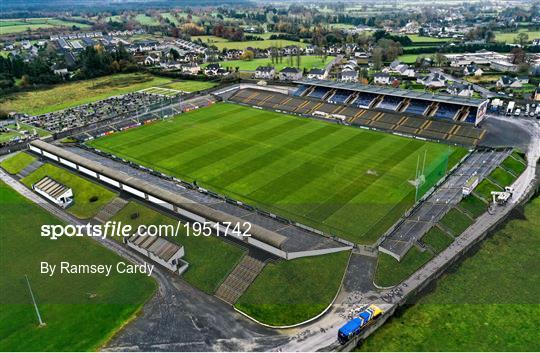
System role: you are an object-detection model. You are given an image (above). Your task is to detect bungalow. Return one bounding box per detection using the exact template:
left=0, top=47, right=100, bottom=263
left=373, top=73, right=391, bottom=85
left=205, top=63, right=222, bottom=76
left=340, top=69, right=358, bottom=82
left=463, top=64, right=483, bottom=76
left=496, top=75, right=527, bottom=89
left=182, top=62, right=200, bottom=75
left=417, top=72, right=446, bottom=88
left=254, top=66, right=275, bottom=79
left=447, top=83, right=474, bottom=97
left=279, top=67, right=303, bottom=81
left=307, top=68, right=326, bottom=80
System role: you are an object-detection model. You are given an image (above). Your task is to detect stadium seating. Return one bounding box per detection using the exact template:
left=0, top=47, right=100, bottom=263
left=293, top=85, right=310, bottom=97
left=351, top=93, right=378, bottom=108
left=308, top=86, right=331, bottom=99
left=404, top=100, right=430, bottom=115
left=432, top=103, right=460, bottom=120
left=377, top=96, right=403, bottom=111
left=328, top=89, right=352, bottom=104
left=465, top=108, right=478, bottom=123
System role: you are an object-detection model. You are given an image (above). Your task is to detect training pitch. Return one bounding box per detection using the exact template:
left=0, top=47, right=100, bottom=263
left=89, top=103, right=465, bottom=244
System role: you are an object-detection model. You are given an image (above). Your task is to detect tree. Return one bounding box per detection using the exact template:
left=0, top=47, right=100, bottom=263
left=372, top=47, right=383, bottom=70
left=516, top=32, right=529, bottom=46
left=433, top=52, right=448, bottom=67
left=240, top=50, right=254, bottom=61
left=511, top=47, right=526, bottom=64
left=169, top=48, right=180, bottom=60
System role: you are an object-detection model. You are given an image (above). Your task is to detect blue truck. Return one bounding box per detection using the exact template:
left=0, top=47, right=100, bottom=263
left=337, top=305, right=383, bottom=344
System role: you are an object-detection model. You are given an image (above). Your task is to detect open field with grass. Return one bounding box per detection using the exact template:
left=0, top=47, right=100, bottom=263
left=214, top=55, right=334, bottom=72
left=406, top=34, right=450, bottom=43
left=0, top=18, right=91, bottom=34
left=134, top=14, right=160, bottom=26
left=235, top=251, right=350, bottom=326
left=110, top=201, right=246, bottom=294
left=0, top=152, right=36, bottom=175
left=21, top=163, right=117, bottom=219
left=397, top=53, right=423, bottom=64
left=374, top=248, right=433, bottom=287
left=193, top=35, right=307, bottom=50
left=159, top=80, right=217, bottom=92
left=0, top=181, right=156, bottom=351
left=495, top=28, right=540, bottom=43
left=88, top=103, right=465, bottom=244
left=358, top=195, right=540, bottom=352
left=0, top=73, right=210, bottom=115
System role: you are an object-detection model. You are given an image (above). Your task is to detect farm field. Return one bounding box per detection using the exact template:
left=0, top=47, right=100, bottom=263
left=88, top=103, right=465, bottom=244
left=110, top=201, right=246, bottom=294
left=193, top=35, right=308, bottom=50
left=406, top=34, right=451, bottom=43
left=214, top=55, right=334, bottom=71
left=397, top=53, right=423, bottom=64
left=235, top=251, right=350, bottom=326
left=0, top=18, right=91, bottom=34
left=0, top=181, right=156, bottom=351
left=358, top=195, right=540, bottom=352
left=0, top=73, right=209, bottom=115
left=20, top=163, right=117, bottom=219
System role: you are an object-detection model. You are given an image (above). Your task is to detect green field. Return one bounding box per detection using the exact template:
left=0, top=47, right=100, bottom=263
left=358, top=195, right=540, bottom=352
left=0, top=181, right=156, bottom=351
left=0, top=73, right=210, bottom=115
left=110, top=201, right=246, bottom=294
left=501, top=153, right=527, bottom=176
left=459, top=194, right=487, bottom=219
left=235, top=251, right=350, bottom=326
left=422, top=226, right=453, bottom=253
left=495, top=28, right=540, bottom=43
left=438, top=208, right=473, bottom=237
left=214, top=55, right=334, bottom=72
left=407, top=34, right=450, bottom=43
left=0, top=152, right=36, bottom=175
left=0, top=18, right=91, bottom=34
left=397, top=53, right=423, bottom=64
left=193, top=35, right=308, bottom=50
left=374, top=248, right=433, bottom=287
left=134, top=14, right=160, bottom=26
left=21, top=163, right=117, bottom=219
left=88, top=103, right=465, bottom=244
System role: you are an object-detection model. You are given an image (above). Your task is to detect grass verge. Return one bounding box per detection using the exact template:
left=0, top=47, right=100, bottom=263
left=0, top=152, right=36, bottom=175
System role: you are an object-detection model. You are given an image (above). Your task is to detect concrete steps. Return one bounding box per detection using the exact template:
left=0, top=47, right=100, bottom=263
left=94, top=197, right=128, bottom=223
left=18, top=160, right=43, bottom=178
left=215, top=255, right=265, bottom=305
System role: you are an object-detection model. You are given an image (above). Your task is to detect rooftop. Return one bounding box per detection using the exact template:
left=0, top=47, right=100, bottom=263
left=295, top=79, right=488, bottom=107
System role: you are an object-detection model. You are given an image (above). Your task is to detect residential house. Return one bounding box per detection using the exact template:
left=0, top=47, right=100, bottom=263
left=374, top=73, right=391, bottom=85
left=496, top=75, right=525, bottom=89
left=279, top=67, right=303, bottom=81
left=254, top=66, right=275, bottom=79
left=340, top=69, right=358, bottom=82
left=417, top=72, right=446, bottom=88
left=447, top=82, right=474, bottom=97
left=463, top=64, right=483, bottom=76
left=181, top=62, right=200, bottom=75
left=307, top=68, right=326, bottom=80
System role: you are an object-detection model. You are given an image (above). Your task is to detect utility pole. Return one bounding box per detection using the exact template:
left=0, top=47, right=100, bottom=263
left=25, top=275, right=45, bottom=327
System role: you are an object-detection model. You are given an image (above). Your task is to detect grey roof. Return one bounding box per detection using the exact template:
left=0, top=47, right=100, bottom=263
left=256, top=66, right=274, bottom=72
left=129, top=232, right=181, bottom=262
left=308, top=68, right=325, bottom=75
left=30, top=140, right=287, bottom=248
left=295, top=79, right=488, bottom=107
left=281, top=67, right=301, bottom=73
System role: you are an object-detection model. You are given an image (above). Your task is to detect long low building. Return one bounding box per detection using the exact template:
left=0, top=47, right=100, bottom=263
left=29, top=140, right=351, bottom=259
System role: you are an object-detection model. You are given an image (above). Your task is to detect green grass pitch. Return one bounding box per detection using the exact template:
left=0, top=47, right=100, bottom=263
left=89, top=103, right=466, bottom=244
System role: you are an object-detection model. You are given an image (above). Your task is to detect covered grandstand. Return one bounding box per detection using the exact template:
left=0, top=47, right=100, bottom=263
left=228, top=87, right=486, bottom=146
left=293, top=79, right=489, bottom=126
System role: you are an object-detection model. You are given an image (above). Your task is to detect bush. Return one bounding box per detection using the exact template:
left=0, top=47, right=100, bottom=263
left=89, top=195, right=99, bottom=203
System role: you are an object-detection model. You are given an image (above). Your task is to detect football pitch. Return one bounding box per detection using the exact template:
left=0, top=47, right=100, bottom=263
left=89, top=103, right=466, bottom=244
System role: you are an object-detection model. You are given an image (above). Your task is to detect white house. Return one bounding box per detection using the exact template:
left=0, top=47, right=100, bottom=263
left=307, top=68, right=326, bottom=80
left=463, top=64, right=483, bottom=76
left=278, top=67, right=302, bottom=81
left=496, top=75, right=527, bottom=88
left=340, top=69, right=358, bottom=82
left=32, top=176, right=73, bottom=208
left=374, top=73, right=391, bottom=85
left=417, top=72, right=446, bottom=88
left=447, top=83, right=474, bottom=97
left=254, top=66, right=275, bottom=79
left=181, top=62, right=200, bottom=75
